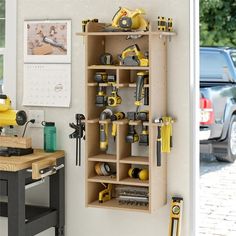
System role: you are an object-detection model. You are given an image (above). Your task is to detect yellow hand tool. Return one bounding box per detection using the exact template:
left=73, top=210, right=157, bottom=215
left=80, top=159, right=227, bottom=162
left=169, top=197, right=183, bottom=236
left=99, top=183, right=112, bottom=203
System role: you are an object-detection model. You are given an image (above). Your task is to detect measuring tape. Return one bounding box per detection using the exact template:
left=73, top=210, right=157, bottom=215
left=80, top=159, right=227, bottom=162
left=169, top=197, right=183, bottom=236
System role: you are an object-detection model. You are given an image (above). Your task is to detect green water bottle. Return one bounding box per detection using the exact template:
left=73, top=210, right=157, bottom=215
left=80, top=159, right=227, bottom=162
left=42, top=121, right=57, bottom=152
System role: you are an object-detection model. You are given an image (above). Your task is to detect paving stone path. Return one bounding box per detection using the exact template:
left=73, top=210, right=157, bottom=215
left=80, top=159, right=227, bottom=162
left=200, top=155, right=236, bottom=235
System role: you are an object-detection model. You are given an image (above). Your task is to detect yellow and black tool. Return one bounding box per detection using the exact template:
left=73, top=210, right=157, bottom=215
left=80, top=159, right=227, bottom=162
left=111, top=112, right=125, bottom=141
left=169, top=197, right=183, bottom=236
left=167, top=18, right=173, bottom=32
left=157, top=16, right=167, bottom=31
left=128, top=167, right=149, bottom=181
left=154, top=117, right=174, bottom=166
left=139, top=125, right=149, bottom=146
left=126, top=125, right=139, bottom=143
left=82, top=18, right=98, bottom=32
left=135, top=71, right=149, bottom=112
left=107, top=87, right=122, bottom=107
left=99, top=109, right=113, bottom=151
left=0, top=95, right=27, bottom=128
left=119, top=44, right=149, bottom=67
left=94, top=72, right=108, bottom=83
left=95, top=86, right=107, bottom=107
left=111, top=7, right=149, bottom=31
left=99, top=183, right=112, bottom=203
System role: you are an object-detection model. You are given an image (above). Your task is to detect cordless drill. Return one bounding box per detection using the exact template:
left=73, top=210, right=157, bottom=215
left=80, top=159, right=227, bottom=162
left=135, top=71, right=149, bottom=112
left=99, top=109, right=113, bottom=151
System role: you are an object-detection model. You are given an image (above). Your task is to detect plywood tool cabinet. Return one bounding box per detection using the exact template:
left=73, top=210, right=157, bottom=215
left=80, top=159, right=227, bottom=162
left=78, top=22, right=176, bottom=213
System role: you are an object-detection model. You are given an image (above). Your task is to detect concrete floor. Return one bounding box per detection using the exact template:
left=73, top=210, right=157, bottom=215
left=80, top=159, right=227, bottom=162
left=200, top=154, right=236, bottom=235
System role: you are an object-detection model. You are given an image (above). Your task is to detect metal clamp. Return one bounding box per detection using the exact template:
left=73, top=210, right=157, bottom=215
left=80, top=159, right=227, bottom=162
left=40, top=164, right=64, bottom=178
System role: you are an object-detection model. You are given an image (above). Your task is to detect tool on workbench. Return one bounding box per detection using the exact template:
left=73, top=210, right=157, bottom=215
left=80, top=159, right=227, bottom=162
left=111, top=112, right=125, bottom=141
left=100, top=53, right=113, bottom=65
left=99, top=109, right=113, bottom=151
left=116, top=186, right=149, bottom=206
left=69, top=114, right=86, bottom=166
left=139, top=125, right=149, bottom=146
left=118, top=44, right=149, bottom=67
left=95, top=86, right=107, bottom=107
left=128, top=167, right=149, bottom=181
left=110, top=7, right=149, bottom=31
left=134, top=71, right=149, bottom=113
left=82, top=18, right=99, bottom=32
left=107, top=86, right=122, bottom=107
left=0, top=95, right=27, bottom=128
left=0, top=95, right=32, bottom=156
left=169, top=197, right=183, bottom=236
left=99, top=183, right=112, bottom=203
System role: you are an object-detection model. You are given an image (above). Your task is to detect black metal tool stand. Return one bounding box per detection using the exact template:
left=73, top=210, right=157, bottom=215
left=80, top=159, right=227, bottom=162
left=0, top=157, right=65, bottom=236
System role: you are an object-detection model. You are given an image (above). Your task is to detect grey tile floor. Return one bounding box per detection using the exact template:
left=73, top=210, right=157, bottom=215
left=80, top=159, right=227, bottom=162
left=200, top=154, right=236, bottom=236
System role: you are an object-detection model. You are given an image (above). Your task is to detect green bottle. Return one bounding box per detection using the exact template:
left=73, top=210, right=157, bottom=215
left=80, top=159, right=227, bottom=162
left=42, top=121, right=57, bottom=152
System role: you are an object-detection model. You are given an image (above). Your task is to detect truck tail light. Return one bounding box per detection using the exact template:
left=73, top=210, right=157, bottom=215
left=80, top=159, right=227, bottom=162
left=200, top=98, right=214, bottom=125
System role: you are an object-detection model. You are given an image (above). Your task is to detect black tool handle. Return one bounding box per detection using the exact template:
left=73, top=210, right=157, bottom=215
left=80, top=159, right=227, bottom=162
left=157, top=126, right=161, bottom=166
left=144, top=87, right=149, bottom=105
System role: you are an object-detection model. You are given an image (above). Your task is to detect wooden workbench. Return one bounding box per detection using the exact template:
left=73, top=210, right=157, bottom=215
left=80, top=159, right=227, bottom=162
left=0, top=149, right=65, bottom=236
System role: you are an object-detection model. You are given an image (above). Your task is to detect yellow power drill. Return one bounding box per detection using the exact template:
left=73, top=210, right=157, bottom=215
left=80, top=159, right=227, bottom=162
left=99, top=109, right=113, bottom=151
left=0, top=95, right=27, bottom=128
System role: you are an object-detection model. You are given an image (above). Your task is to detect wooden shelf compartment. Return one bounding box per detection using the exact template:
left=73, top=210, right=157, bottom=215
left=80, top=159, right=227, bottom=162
left=118, top=163, right=149, bottom=186
left=88, top=198, right=149, bottom=212
left=118, top=68, right=150, bottom=85
left=86, top=181, right=150, bottom=212
left=87, top=68, right=117, bottom=83
left=87, top=161, right=117, bottom=182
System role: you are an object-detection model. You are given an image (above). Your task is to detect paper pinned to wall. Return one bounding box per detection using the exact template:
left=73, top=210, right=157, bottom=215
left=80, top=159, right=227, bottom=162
left=23, top=63, right=71, bottom=107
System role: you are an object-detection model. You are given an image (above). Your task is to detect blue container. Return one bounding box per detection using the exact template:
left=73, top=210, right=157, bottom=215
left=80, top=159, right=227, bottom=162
left=42, top=121, right=57, bottom=152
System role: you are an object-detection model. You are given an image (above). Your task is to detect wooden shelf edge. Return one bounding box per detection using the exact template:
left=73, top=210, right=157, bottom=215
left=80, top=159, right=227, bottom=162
left=88, top=176, right=117, bottom=184
left=119, top=156, right=149, bottom=165
left=88, top=199, right=150, bottom=212
left=119, top=178, right=149, bottom=187
left=88, top=154, right=117, bottom=163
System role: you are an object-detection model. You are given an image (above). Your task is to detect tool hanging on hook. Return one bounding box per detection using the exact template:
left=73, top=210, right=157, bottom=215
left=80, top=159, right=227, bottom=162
left=69, top=114, right=86, bottom=166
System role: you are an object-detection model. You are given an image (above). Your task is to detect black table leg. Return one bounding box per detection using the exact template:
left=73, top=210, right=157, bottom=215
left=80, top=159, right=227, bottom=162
left=8, top=170, right=26, bottom=236
left=50, top=158, right=65, bottom=236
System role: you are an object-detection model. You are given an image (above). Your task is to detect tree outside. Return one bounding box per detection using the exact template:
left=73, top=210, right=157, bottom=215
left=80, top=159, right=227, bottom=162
left=200, top=0, right=236, bottom=46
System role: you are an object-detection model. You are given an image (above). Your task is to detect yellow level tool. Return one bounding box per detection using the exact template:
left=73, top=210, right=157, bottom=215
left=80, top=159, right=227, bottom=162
left=169, top=197, right=183, bottom=236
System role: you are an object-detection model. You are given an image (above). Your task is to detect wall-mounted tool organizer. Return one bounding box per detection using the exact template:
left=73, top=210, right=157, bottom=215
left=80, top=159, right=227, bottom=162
left=77, top=21, right=176, bottom=212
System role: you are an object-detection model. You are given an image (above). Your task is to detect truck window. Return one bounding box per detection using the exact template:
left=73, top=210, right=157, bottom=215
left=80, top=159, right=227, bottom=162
left=230, top=52, right=236, bottom=67
left=200, top=51, right=231, bottom=81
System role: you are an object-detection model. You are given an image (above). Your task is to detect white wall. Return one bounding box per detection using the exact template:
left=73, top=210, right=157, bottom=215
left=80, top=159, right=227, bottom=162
left=0, top=0, right=193, bottom=235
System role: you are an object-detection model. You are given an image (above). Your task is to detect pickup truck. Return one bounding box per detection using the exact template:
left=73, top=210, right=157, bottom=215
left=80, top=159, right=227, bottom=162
left=200, top=47, right=236, bottom=162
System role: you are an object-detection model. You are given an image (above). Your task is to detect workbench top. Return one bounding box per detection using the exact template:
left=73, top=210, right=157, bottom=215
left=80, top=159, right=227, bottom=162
left=0, top=149, right=65, bottom=172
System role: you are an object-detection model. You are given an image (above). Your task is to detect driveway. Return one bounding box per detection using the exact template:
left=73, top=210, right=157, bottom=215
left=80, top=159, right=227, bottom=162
left=200, top=154, right=236, bottom=235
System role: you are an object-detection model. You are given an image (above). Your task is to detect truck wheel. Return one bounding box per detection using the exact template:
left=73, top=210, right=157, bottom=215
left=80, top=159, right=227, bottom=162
left=215, top=116, right=236, bottom=163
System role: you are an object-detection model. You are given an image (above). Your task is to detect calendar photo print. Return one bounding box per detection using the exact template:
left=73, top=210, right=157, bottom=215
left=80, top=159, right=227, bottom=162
left=24, top=20, right=71, bottom=63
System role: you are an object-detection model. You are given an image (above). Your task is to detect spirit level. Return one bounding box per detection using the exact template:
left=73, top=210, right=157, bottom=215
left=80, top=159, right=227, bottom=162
left=169, top=197, right=183, bottom=236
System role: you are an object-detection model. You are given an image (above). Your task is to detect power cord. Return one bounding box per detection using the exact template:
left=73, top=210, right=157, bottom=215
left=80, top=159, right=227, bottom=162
left=22, top=119, right=35, bottom=137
